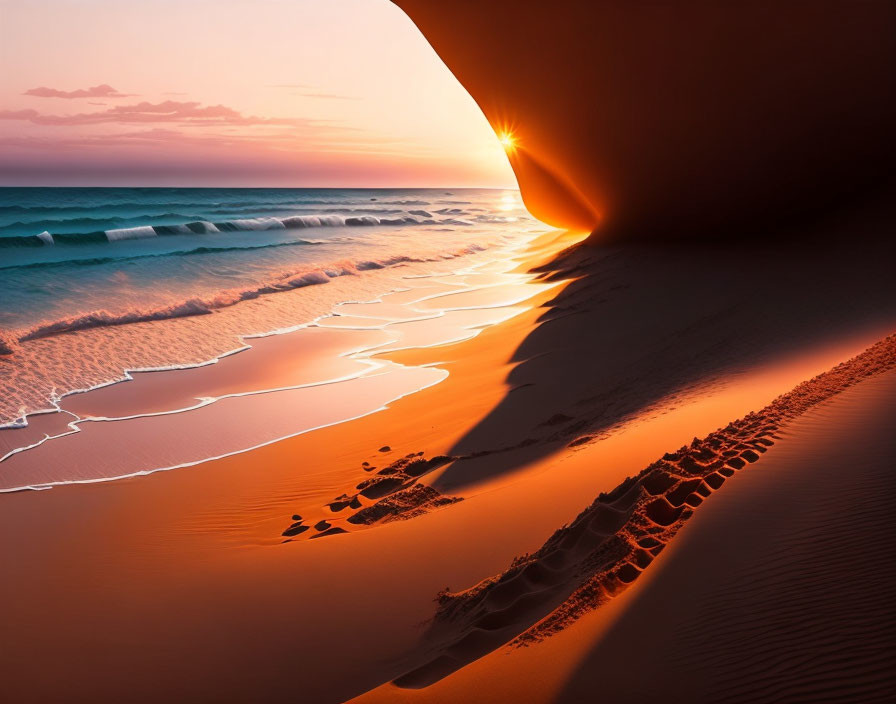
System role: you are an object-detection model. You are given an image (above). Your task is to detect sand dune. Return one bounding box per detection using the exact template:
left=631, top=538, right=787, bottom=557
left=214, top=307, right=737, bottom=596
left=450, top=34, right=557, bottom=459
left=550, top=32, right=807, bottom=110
left=386, top=335, right=896, bottom=689
left=565, top=371, right=896, bottom=703
left=354, top=367, right=896, bottom=704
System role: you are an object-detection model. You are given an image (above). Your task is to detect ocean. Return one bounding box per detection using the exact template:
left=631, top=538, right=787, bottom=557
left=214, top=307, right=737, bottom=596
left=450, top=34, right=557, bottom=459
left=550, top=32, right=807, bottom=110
left=0, top=187, right=542, bottom=426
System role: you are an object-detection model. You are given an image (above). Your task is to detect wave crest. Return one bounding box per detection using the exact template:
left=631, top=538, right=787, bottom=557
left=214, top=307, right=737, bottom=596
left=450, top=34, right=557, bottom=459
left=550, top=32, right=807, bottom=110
left=12, top=245, right=486, bottom=346
left=0, top=211, right=457, bottom=248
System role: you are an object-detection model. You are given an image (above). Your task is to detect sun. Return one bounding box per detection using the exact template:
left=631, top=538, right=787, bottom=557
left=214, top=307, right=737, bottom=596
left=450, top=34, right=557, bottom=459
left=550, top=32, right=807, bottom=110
left=498, top=132, right=517, bottom=150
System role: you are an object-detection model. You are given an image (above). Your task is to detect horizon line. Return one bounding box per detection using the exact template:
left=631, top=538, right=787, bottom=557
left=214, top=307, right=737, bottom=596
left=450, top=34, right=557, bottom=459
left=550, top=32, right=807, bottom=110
left=0, top=184, right=519, bottom=190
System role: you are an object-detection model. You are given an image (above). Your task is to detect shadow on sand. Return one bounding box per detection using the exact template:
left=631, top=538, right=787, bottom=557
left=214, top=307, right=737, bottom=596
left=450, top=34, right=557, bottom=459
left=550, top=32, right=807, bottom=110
left=430, top=196, right=896, bottom=495
left=381, top=193, right=896, bottom=689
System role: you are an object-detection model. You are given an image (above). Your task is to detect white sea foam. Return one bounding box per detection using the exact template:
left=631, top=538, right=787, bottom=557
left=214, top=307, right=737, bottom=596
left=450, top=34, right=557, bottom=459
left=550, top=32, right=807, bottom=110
left=105, top=225, right=158, bottom=241
left=216, top=217, right=286, bottom=231
left=14, top=245, right=488, bottom=344
left=0, top=243, right=550, bottom=491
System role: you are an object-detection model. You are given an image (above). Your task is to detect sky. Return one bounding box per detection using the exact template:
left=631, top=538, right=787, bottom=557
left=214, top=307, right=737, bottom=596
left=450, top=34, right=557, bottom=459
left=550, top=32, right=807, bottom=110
left=0, top=0, right=516, bottom=187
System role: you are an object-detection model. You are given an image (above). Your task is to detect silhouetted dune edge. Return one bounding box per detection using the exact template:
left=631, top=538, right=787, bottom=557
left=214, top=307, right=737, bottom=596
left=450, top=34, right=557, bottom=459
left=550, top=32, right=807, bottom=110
left=394, top=1, right=896, bottom=240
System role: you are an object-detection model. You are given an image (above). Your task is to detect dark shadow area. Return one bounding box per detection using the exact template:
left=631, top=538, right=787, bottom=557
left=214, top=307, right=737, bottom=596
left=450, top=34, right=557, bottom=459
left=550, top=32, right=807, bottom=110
left=432, top=191, right=896, bottom=492
left=396, top=1, right=896, bottom=238
left=554, top=376, right=896, bottom=703
left=389, top=229, right=896, bottom=689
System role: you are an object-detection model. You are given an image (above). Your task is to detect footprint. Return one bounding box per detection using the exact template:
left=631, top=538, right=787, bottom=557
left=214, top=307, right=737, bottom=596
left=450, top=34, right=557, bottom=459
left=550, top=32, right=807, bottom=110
left=310, top=527, right=348, bottom=539
left=282, top=522, right=309, bottom=537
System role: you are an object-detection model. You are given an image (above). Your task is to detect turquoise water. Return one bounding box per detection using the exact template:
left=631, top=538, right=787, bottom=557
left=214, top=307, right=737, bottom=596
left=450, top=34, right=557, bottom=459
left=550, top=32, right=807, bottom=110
left=0, top=187, right=529, bottom=335
left=0, top=187, right=540, bottom=421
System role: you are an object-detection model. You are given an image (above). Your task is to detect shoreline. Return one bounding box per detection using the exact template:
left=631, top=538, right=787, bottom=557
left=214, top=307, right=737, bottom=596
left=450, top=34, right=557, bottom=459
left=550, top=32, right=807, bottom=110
left=0, top=188, right=539, bottom=425
left=0, top=237, right=527, bottom=427
left=0, top=230, right=562, bottom=491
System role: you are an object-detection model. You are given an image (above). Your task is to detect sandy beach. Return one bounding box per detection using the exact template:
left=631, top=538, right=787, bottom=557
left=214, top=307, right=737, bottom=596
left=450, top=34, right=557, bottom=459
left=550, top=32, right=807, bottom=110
left=2, top=216, right=895, bottom=702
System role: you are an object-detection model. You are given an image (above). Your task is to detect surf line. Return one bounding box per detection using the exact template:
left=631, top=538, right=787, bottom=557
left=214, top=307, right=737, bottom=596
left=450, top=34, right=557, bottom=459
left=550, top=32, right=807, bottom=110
left=0, top=237, right=528, bottom=432
left=0, top=236, right=561, bottom=491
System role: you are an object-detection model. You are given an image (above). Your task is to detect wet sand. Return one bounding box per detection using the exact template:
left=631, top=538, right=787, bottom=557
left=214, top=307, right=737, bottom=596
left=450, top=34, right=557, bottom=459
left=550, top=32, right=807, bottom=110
left=0, top=236, right=556, bottom=490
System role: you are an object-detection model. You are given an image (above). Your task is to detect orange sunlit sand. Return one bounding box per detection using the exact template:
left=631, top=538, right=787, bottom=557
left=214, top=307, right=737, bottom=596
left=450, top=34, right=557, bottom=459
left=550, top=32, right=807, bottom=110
left=3, top=219, right=894, bottom=702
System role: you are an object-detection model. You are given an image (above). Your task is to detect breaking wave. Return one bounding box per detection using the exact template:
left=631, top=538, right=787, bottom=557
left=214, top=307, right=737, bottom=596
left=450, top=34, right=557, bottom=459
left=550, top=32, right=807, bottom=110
left=0, top=239, right=324, bottom=272
left=11, top=245, right=486, bottom=345
left=0, top=211, right=456, bottom=249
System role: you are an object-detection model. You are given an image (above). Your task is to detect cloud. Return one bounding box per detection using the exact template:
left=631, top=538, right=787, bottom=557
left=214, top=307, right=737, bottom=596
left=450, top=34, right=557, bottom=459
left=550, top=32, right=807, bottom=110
left=0, top=125, right=406, bottom=158
left=0, top=100, right=336, bottom=128
left=23, top=84, right=133, bottom=99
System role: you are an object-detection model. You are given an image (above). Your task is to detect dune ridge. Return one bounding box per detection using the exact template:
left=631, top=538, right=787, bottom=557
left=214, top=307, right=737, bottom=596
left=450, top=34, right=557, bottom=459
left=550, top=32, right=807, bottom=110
left=394, top=333, right=896, bottom=687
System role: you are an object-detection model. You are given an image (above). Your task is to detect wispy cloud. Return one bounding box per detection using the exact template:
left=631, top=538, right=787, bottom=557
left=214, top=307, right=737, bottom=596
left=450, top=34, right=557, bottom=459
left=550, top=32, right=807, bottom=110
left=0, top=100, right=337, bottom=128
left=0, top=126, right=412, bottom=158
left=23, top=84, right=133, bottom=99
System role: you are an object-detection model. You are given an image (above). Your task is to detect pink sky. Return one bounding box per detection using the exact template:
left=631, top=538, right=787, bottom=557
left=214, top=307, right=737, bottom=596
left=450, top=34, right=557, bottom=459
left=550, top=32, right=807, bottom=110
left=0, top=0, right=516, bottom=187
